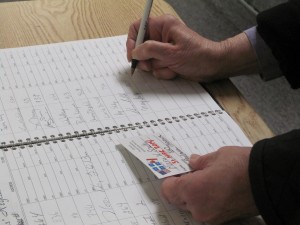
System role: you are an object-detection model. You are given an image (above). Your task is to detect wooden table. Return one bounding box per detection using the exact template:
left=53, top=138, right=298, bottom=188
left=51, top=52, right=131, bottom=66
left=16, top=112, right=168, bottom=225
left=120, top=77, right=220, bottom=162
left=0, top=0, right=273, bottom=143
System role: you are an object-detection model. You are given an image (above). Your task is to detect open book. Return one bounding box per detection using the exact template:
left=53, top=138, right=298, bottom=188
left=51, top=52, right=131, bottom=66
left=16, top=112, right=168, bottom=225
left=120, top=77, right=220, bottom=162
left=0, top=35, right=256, bottom=225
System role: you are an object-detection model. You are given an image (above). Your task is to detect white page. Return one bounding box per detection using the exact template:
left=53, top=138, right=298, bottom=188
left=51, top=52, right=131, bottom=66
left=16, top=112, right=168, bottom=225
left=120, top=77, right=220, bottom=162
left=0, top=111, right=259, bottom=225
left=0, top=35, right=220, bottom=145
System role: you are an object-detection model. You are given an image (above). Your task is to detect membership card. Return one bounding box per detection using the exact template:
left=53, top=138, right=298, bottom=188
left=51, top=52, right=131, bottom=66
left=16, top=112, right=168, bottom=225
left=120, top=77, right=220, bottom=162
left=120, top=134, right=191, bottom=179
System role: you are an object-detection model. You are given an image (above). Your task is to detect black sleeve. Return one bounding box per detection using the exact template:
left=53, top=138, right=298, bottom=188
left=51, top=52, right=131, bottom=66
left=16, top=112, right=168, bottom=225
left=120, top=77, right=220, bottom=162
left=249, top=130, right=300, bottom=225
left=256, top=0, right=300, bottom=89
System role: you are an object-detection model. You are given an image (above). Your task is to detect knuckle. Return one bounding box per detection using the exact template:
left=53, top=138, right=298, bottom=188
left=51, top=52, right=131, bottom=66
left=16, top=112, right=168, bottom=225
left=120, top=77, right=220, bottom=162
left=160, top=177, right=184, bottom=202
left=162, top=14, right=179, bottom=24
left=193, top=155, right=210, bottom=168
left=128, top=23, right=137, bottom=34
left=166, top=45, right=177, bottom=57
left=128, top=23, right=134, bottom=31
left=160, top=46, right=177, bottom=62
left=142, top=40, right=153, bottom=50
left=174, top=176, right=185, bottom=188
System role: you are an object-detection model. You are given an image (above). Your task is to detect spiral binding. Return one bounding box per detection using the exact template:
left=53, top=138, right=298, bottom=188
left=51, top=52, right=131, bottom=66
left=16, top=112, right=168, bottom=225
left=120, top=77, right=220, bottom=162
left=0, top=110, right=223, bottom=150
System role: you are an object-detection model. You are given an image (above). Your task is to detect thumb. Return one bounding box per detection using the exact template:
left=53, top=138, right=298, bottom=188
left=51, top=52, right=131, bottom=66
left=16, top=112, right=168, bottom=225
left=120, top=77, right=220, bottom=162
left=132, top=40, right=174, bottom=61
left=189, top=152, right=215, bottom=170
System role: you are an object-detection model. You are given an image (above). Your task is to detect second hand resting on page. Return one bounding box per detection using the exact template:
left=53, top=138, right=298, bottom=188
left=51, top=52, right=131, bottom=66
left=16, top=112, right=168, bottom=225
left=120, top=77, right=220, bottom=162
left=126, top=15, right=259, bottom=224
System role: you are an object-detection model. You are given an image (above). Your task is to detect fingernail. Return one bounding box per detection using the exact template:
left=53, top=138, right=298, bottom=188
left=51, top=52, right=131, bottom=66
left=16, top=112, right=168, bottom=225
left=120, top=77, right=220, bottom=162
left=132, top=51, right=137, bottom=60
left=189, top=154, right=199, bottom=164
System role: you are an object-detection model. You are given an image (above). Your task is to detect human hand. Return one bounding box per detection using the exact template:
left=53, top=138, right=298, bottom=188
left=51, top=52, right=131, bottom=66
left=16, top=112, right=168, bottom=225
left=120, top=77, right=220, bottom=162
left=127, top=15, right=258, bottom=81
left=160, top=146, right=258, bottom=225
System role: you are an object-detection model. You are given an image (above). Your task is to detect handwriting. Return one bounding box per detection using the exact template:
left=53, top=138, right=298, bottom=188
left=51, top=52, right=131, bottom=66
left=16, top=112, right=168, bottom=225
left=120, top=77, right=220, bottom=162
left=158, top=214, right=171, bottom=225
left=23, top=97, right=31, bottom=105
left=84, top=204, right=98, bottom=218
left=133, top=93, right=150, bottom=112
left=95, top=98, right=111, bottom=119
left=11, top=213, right=24, bottom=225
left=49, top=211, right=63, bottom=223
left=58, top=108, right=71, bottom=125
left=98, top=197, right=116, bottom=221
left=0, top=190, right=8, bottom=217
left=81, top=153, right=104, bottom=192
left=0, top=113, right=8, bottom=133
left=9, top=95, right=16, bottom=104
left=16, top=109, right=27, bottom=131
left=110, top=100, right=125, bottom=116
left=32, top=94, right=43, bottom=104
left=49, top=93, right=59, bottom=102
left=29, top=211, right=46, bottom=225
left=28, top=109, right=41, bottom=128
left=31, top=107, right=56, bottom=129
left=70, top=103, right=85, bottom=125
left=178, top=210, right=191, bottom=225
left=116, top=202, right=133, bottom=215
left=118, top=93, right=140, bottom=115
left=142, top=215, right=156, bottom=225
left=63, top=91, right=72, bottom=101
left=83, top=101, right=98, bottom=122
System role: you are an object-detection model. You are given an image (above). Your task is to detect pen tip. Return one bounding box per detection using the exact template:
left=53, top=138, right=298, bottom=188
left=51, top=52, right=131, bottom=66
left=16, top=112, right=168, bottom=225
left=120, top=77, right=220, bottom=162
left=131, top=68, right=135, bottom=76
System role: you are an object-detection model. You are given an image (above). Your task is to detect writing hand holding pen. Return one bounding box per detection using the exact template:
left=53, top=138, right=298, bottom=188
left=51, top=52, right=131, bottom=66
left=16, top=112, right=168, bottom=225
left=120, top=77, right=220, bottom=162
left=126, top=14, right=257, bottom=81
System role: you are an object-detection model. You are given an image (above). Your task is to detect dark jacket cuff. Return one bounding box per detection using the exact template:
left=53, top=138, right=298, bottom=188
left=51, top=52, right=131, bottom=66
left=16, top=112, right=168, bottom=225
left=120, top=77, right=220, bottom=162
left=249, top=130, right=300, bottom=225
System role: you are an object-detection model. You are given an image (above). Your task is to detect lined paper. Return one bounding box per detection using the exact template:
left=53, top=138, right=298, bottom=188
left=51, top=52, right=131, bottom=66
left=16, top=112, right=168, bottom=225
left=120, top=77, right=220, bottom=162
left=0, top=35, right=259, bottom=225
left=0, top=36, right=219, bottom=144
left=0, top=112, right=252, bottom=225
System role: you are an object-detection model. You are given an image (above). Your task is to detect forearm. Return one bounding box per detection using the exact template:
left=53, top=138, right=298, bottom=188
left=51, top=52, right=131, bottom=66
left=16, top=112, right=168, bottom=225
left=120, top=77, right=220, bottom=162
left=216, top=32, right=259, bottom=78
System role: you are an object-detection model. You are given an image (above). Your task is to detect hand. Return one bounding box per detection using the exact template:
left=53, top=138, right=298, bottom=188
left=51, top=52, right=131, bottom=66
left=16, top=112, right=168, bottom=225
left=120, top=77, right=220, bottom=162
left=126, top=15, right=258, bottom=81
left=160, top=146, right=259, bottom=224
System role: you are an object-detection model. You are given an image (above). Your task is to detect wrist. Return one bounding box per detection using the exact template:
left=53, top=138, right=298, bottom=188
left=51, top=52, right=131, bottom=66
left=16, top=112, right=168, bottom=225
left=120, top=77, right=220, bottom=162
left=217, top=33, right=259, bottom=78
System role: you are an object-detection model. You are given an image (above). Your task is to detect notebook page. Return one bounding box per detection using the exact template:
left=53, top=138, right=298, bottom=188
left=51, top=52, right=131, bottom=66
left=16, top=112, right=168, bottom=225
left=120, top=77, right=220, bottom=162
left=0, top=111, right=256, bottom=225
left=0, top=35, right=220, bottom=145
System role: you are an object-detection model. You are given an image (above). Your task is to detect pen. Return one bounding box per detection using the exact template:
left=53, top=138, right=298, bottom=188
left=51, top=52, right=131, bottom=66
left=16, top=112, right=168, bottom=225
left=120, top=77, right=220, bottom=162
left=131, top=0, right=153, bottom=75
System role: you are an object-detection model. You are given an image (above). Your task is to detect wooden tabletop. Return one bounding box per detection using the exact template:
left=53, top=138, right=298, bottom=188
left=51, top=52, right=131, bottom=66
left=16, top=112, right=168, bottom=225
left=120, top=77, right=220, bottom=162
left=0, top=0, right=273, bottom=143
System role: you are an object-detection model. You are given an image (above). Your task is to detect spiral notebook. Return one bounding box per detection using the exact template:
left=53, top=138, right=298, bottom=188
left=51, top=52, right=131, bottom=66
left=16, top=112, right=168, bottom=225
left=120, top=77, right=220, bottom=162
left=0, top=35, right=257, bottom=225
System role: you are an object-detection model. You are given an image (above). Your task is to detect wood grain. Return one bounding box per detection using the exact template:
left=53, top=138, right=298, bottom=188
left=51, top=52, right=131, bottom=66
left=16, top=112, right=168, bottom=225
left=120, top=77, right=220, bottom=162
left=0, top=0, right=274, bottom=143
left=205, top=80, right=273, bottom=143
left=0, top=0, right=176, bottom=47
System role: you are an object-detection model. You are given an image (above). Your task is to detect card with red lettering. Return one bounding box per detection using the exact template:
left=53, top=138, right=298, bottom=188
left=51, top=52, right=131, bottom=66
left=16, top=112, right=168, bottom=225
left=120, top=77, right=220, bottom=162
left=119, top=134, right=191, bottom=179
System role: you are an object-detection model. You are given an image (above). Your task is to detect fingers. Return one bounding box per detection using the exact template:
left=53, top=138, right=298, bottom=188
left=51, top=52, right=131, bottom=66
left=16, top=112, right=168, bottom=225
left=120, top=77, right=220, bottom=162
left=126, top=38, right=136, bottom=62
left=126, top=16, right=165, bottom=61
left=134, top=61, right=177, bottom=79
left=128, top=39, right=176, bottom=76
left=127, top=15, right=180, bottom=55
left=131, top=49, right=178, bottom=79
left=189, top=152, right=216, bottom=170
left=161, top=176, right=187, bottom=208
left=132, top=40, right=175, bottom=61
left=127, top=15, right=181, bottom=76
left=126, top=19, right=141, bottom=61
